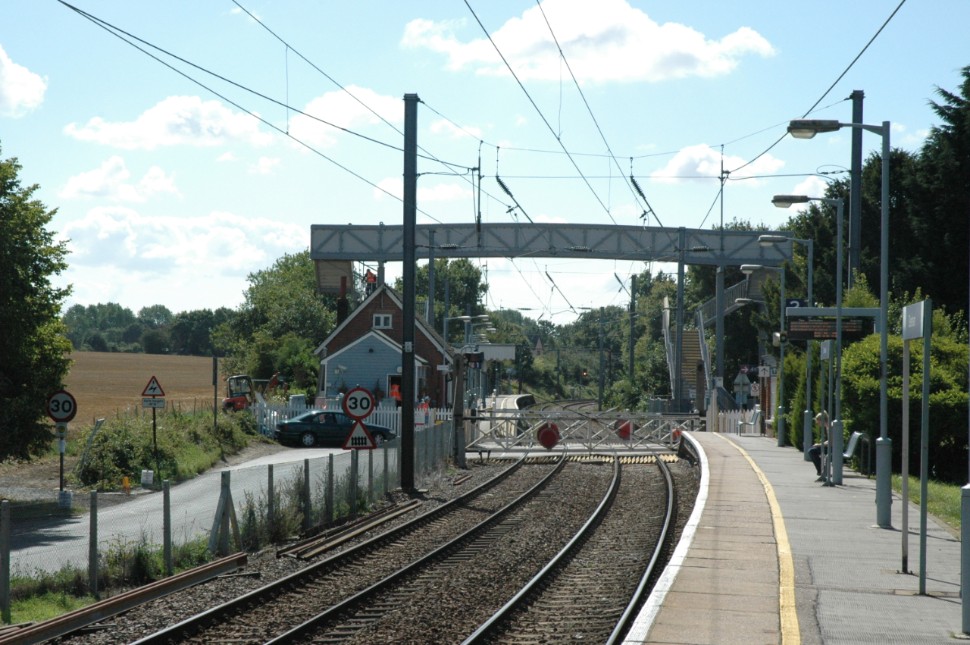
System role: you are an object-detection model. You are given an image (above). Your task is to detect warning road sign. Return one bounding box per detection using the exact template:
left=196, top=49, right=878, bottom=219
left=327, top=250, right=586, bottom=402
left=142, top=376, right=165, bottom=397
left=343, top=421, right=377, bottom=450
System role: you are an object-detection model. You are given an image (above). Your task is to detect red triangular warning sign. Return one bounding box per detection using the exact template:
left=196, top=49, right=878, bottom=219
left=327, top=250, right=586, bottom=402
left=342, top=421, right=377, bottom=450
left=142, top=375, right=165, bottom=397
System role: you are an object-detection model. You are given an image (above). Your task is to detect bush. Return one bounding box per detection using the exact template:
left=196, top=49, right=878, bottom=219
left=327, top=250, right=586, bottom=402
left=73, top=409, right=256, bottom=489
left=841, top=330, right=969, bottom=484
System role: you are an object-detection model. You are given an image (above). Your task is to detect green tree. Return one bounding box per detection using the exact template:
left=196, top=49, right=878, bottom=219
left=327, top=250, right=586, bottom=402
left=219, top=251, right=334, bottom=394
left=0, top=149, right=73, bottom=459
left=138, top=304, right=174, bottom=328
left=906, top=65, right=970, bottom=318
left=403, top=258, right=488, bottom=341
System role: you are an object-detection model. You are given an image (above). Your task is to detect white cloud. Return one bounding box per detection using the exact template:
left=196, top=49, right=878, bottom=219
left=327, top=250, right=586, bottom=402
left=217, top=151, right=237, bottom=162
left=0, top=44, right=46, bottom=117
left=289, top=85, right=401, bottom=148
left=249, top=156, right=281, bottom=175
left=59, top=156, right=179, bottom=202
left=60, top=207, right=306, bottom=280
left=650, top=144, right=783, bottom=185
left=64, top=96, right=273, bottom=150
left=402, top=0, right=774, bottom=83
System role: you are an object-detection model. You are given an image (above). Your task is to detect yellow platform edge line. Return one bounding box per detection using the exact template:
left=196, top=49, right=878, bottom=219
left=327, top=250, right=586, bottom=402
left=716, top=434, right=801, bottom=645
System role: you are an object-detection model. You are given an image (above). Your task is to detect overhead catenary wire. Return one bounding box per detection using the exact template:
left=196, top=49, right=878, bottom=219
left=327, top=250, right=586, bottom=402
left=55, top=1, right=443, bottom=217
left=463, top=0, right=618, bottom=226
left=533, top=0, right=663, bottom=230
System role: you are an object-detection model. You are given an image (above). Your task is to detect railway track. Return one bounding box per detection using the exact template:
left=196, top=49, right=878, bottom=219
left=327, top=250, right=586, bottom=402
left=131, top=457, right=564, bottom=644
left=267, top=459, right=616, bottom=643
left=466, top=455, right=675, bottom=644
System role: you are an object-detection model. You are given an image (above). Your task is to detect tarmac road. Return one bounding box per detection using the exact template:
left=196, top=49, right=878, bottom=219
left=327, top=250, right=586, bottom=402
left=6, top=446, right=354, bottom=575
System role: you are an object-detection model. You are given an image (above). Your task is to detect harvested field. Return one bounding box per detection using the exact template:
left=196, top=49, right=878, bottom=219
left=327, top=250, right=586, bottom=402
left=64, top=352, right=220, bottom=429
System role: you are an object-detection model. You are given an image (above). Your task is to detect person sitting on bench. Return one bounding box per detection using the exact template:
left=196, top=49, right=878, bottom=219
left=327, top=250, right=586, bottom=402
left=809, top=411, right=829, bottom=480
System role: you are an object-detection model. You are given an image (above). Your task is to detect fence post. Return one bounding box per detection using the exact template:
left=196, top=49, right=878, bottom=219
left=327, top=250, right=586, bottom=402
left=383, top=442, right=389, bottom=496
left=267, top=464, right=275, bottom=530
left=89, top=491, right=99, bottom=599
left=350, top=451, right=359, bottom=520
left=367, top=449, right=374, bottom=505
left=1, top=500, right=9, bottom=623
left=303, top=459, right=311, bottom=532
left=325, top=454, right=334, bottom=527
left=163, top=480, right=173, bottom=576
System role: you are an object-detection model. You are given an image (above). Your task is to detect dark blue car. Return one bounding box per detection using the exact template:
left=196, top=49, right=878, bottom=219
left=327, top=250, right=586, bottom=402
left=275, top=410, right=395, bottom=448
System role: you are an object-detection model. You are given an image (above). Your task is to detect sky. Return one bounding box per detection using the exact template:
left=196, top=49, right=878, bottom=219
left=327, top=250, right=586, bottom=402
left=1, top=0, right=967, bottom=325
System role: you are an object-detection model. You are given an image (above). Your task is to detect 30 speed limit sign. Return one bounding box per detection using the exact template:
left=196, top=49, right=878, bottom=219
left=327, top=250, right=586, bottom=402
left=342, top=387, right=375, bottom=420
left=47, top=390, right=78, bottom=423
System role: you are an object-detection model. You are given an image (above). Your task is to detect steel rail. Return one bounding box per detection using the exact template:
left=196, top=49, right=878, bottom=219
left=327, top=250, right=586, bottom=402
left=607, top=454, right=676, bottom=643
left=132, top=456, right=534, bottom=644
left=461, top=456, right=622, bottom=642
left=0, top=553, right=248, bottom=645
left=265, top=456, right=570, bottom=644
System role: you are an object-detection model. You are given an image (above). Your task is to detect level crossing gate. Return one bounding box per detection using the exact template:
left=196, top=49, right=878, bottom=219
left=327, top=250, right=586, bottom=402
left=466, top=408, right=698, bottom=453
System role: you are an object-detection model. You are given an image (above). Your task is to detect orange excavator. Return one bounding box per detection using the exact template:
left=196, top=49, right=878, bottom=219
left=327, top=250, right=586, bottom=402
left=222, top=375, right=256, bottom=411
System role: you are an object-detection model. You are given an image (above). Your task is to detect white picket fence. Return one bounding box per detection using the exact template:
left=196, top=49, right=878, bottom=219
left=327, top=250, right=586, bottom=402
left=253, top=401, right=451, bottom=437
left=707, top=408, right=765, bottom=435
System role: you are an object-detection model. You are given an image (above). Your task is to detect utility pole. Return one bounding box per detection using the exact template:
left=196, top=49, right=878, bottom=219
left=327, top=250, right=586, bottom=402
left=401, top=93, right=418, bottom=493
left=598, top=307, right=605, bottom=411
left=849, top=89, right=864, bottom=286
left=628, top=275, right=636, bottom=393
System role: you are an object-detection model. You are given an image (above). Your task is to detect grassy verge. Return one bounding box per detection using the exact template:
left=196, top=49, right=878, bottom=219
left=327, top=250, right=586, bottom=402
left=892, top=474, right=962, bottom=533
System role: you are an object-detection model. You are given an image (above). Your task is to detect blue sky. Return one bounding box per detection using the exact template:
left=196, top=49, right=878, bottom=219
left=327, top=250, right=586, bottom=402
left=1, top=1, right=966, bottom=324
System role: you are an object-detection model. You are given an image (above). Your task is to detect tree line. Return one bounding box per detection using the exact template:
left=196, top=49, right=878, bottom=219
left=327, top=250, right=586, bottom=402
left=62, top=303, right=235, bottom=355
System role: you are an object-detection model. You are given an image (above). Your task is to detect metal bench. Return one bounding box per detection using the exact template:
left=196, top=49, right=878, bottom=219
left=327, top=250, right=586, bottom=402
left=738, top=409, right=763, bottom=435
left=843, top=431, right=864, bottom=460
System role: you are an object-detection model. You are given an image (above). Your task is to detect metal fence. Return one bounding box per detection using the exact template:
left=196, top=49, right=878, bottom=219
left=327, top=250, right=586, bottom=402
left=0, top=420, right=455, bottom=612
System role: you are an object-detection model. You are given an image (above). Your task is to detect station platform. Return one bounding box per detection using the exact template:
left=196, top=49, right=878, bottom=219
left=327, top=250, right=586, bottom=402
left=625, top=431, right=965, bottom=644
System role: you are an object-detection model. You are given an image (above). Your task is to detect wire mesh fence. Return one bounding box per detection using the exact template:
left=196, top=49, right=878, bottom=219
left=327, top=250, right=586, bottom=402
left=1, top=421, right=455, bottom=609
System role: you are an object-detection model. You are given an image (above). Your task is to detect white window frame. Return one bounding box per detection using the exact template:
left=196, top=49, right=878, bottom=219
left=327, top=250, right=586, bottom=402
left=373, top=313, right=392, bottom=329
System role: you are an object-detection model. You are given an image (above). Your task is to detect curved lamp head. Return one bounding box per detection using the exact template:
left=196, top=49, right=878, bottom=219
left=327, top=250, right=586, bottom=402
left=787, top=119, right=842, bottom=139
left=772, top=194, right=811, bottom=208
left=741, top=264, right=764, bottom=275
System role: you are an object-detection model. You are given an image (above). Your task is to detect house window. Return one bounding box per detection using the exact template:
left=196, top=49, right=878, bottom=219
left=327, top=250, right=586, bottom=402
left=374, top=313, right=392, bottom=329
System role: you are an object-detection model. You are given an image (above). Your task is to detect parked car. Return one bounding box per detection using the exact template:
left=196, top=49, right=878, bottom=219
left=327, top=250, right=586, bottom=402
left=275, top=410, right=396, bottom=448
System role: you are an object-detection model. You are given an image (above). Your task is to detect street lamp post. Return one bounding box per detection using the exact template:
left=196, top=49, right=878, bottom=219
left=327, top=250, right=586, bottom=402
left=742, top=264, right=786, bottom=446
left=771, top=198, right=844, bottom=476
left=788, top=119, right=892, bottom=526
left=760, top=231, right=814, bottom=461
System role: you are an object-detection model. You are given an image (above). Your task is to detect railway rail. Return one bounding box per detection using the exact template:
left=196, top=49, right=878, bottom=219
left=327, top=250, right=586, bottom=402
left=269, top=459, right=616, bottom=643
left=131, top=457, right=564, bottom=644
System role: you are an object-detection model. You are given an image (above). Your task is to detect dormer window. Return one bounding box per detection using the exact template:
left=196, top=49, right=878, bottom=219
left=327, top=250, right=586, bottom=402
left=373, top=313, right=392, bottom=329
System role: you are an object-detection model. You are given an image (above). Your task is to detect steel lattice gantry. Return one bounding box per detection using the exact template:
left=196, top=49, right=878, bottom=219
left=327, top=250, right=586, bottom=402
left=310, top=222, right=791, bottom=267
left=310, top=221, right=794, bottom=413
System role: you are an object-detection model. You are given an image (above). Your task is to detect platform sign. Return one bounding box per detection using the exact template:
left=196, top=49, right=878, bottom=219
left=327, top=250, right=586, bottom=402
left=342, top=386, right=375, bottom=420
left=788, top=317, right=868, bottom=341
left=47, top=390, right=77, bottom=423
left=343, top=420, right=377, bottom=450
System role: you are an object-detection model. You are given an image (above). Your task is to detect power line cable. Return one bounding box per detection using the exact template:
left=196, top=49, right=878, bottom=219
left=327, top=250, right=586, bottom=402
left=464, top=0, right=617, bottom=226
left=729, top=0, right=906, bottom=175
left=534, top=0, right=662, bottom=229
left=56, top=0, right=457, bottom=223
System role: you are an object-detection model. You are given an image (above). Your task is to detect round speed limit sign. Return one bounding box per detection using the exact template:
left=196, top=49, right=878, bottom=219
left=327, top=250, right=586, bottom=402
left=342, top=387, right=375, bottom=420
left=47, top=390, right=78, bottom=423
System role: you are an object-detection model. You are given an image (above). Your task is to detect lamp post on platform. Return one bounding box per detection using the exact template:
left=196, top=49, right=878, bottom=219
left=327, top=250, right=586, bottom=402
left=760, top=231, right=814, bottom=460
left=742, top=264, right=786, bottom=447
left=788, top=118, right=892, bottom=525
left=771, top=197, right=842, bottom=471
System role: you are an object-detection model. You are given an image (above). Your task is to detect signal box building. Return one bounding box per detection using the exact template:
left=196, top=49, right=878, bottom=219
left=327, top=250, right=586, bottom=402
left=314, top=284, right=455, bottom=408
